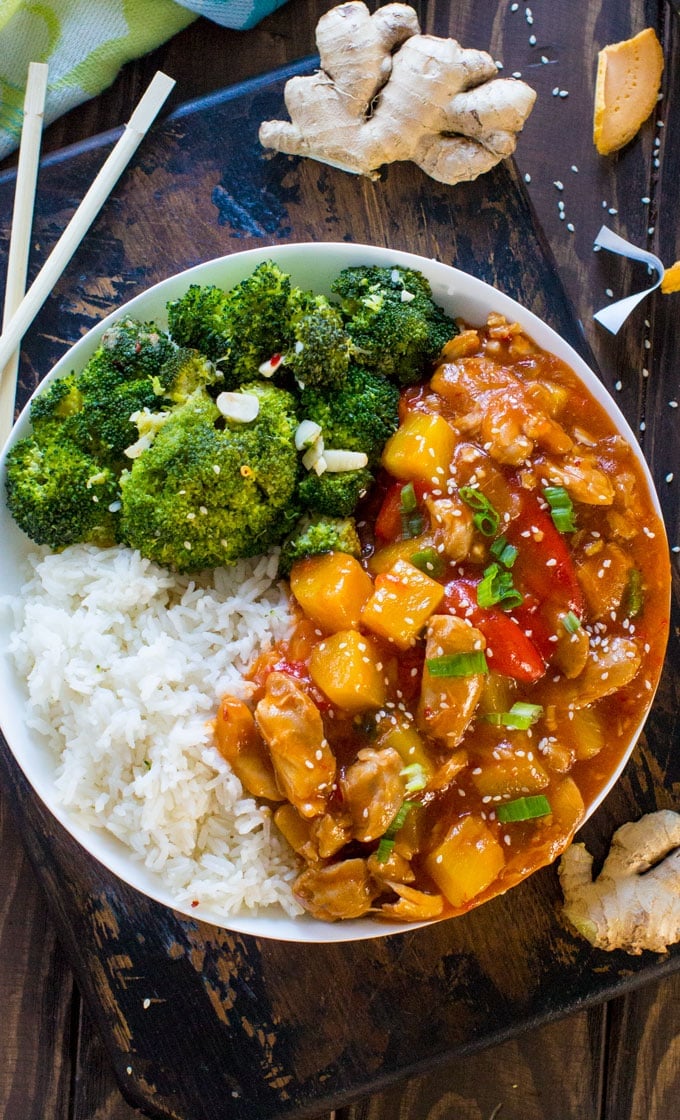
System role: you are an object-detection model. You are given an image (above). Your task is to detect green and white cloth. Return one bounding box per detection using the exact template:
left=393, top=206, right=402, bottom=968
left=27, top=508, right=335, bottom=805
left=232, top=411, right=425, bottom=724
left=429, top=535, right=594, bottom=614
left=0, top=0, right=290, bottom=161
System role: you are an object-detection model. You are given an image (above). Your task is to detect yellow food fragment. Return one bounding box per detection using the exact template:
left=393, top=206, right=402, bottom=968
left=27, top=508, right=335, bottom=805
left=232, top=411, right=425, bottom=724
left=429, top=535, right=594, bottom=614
left=593, top=28, right=664, bottom=155
left=661, top=262, right=680, bottom=294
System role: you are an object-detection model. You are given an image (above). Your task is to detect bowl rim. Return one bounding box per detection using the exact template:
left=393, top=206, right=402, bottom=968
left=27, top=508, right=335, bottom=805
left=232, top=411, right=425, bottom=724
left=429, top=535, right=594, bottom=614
left=0, top=242, right=669, bottom=943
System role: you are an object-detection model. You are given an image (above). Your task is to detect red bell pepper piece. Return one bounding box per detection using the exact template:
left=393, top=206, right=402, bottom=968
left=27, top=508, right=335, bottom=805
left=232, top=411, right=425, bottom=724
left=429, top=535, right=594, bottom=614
left=506, top=491, right=584, bottom=614
left=444, top=579, right=546, bottom=683
left=374, top=480, right=429, bottom=542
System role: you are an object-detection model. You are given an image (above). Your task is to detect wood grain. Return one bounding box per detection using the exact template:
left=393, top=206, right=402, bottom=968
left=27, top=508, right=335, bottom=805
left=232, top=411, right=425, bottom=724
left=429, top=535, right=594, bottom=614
left=0, top=2, right=678, bottom=1119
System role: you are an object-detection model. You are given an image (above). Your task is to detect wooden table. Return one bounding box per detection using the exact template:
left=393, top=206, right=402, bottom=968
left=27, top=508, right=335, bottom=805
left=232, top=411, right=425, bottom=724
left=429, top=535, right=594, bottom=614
left=1, top=2, right=679, bottom=1118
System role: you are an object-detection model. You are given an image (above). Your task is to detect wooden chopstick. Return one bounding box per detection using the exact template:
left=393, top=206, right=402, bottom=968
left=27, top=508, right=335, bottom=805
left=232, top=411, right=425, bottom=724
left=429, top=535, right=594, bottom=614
left=0, top=62, right=49, bottom=447
left=0, top=71, right=176, bottom=405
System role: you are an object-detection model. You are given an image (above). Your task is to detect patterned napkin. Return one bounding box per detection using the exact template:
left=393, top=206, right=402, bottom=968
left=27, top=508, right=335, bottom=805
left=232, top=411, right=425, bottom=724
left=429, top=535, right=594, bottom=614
left=0, top=0, right=290, bottom=161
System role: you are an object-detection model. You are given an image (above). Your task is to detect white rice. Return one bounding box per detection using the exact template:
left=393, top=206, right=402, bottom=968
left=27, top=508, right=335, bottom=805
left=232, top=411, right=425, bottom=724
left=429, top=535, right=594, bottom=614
left=5, top=542, right=304, bottom=917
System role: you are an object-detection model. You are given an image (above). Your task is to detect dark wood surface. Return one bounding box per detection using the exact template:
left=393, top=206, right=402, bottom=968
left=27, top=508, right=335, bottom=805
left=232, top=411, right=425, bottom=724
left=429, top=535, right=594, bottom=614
left=1, top=2, right=679, bottom=1118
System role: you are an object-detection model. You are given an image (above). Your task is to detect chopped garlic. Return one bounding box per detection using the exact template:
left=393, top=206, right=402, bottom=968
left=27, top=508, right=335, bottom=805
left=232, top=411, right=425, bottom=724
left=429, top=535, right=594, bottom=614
left=400, top=289, right=416, bottom=303
left=323, top=449, right=369, bottom=472
left=216, top=391, right=260, bottom=423
left=302, top=437, right=326, bottom=474
left=295, top=419, right=323, bottom=450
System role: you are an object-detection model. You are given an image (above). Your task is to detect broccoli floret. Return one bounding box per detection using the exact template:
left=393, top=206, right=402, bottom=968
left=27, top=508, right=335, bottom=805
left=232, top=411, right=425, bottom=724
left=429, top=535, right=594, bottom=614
left=30, top=319, right=176, bottom=463
left=166, top=262, right=292, bottom=387
left=87, top=317, right=175, bottom=381
left=5, top=436, right=119, bottom=550
left=283, top=291, right=351, bottom=389
left=298, top=364, right=400, bottom=467
left=278, top=515, right=361, bottom=578
left=155, top=347, right=217, bottom=404
left=298, top=467, right=373, bottom=517
left=119, top=382, right=300, bottom=572
left=332, top=266, right=457, bottom=385
left=28, top=373, right=84, bottom=443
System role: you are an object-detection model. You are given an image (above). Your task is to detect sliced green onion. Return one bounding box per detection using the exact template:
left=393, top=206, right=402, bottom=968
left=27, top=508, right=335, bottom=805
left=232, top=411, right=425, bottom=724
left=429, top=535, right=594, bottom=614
left=490, top=535, right=518, bottom=568
left=400, top=483, right=423, bottom=538
left=410, top=547, right=445, bottom=578
left=622, top=568, right=644, bottom=619
left=402, top=512, right=424, bottom=539
left=477, top=563, right=523, bottom=611
left=375, top=837, right=395, bottom=863
left=400, top=763, right=428, bottom=794
left=426, top=650, right=489, bottom=677
left=496, top=794, right=551, bottom=823
left=388, top=801, right=415, bottom=835
left=485, top=702, right=544, bottom=730
left=376, top=800, right=416, bottom=861
left=459, top=486, right=500, bottom=537
left=400, top=482, right=418, bottom=513
left=543, top=486, right=576, bottom=533
left=562, top=610, right=581, bottom=634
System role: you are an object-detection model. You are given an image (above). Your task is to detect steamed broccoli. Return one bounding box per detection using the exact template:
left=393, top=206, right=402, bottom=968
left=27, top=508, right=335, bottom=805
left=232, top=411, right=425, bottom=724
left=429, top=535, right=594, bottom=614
left=298, top=364, right=400, bottom=468
left=283, top=291, right=351, bottom=389
left=331, top=265, right=457, bottom=385
left=5, top=437, right=119, bottom=549
left=119, top=382, right=300, bottom=572
left=278, top=515, right=361, bottom=578
left=6, top=318, right=177, bottom=550
left=30, top=317, right=176, bottom=462
left=166, top=261, right=292, bottom=387
left=298, top=467, right=373, bottom=518
left=156, top=347, right=217, bottom=404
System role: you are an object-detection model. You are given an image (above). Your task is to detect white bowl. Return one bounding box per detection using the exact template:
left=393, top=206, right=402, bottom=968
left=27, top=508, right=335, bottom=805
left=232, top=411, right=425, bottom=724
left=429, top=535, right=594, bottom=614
left=0, top=243, right=669, bottom=942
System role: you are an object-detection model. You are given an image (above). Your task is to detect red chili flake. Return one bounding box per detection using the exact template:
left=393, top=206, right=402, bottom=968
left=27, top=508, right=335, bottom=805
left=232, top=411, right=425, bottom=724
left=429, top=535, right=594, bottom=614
left=191, top=900, right=200, bottom=908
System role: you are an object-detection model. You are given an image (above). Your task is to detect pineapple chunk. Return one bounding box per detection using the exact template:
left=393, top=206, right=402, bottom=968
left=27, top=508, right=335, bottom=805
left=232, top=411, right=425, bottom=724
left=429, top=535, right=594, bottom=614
left=361, top=558, right=445, bottom=649
left=425, top=814, right=505, bottom=909
left=471, top=740, right=550, bottom=800
left=309, top=629, right=386, bottom=712
left=381, top=411, right=458, bottom=486
left=290, top=552, right=373, bottom=632
left=376, top=715, right=434, bottom=778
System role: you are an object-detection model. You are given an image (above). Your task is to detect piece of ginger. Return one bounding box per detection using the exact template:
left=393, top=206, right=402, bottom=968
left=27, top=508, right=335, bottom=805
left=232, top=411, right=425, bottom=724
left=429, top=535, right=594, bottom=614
left=593, top=28, right=664, bottom=155
left=559, top=810, right=680, bottom=954
left=259, top=2, right=536, bottom=186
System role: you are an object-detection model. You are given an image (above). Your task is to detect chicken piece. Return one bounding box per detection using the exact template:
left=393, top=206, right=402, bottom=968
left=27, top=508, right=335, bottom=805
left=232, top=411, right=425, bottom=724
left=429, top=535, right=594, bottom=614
left=255, top=672, right=336, bottom=818
left=538, top=453, right=615, bottom=505
left=273, top=802, right=320, bottom=864
left=417, top=615, right=486, bottom=748
left=576, top=542, right=634, bottom=620
left=426, top=495, right=474, bottom=560
left=380, top=882, right=445, bottom=922
left=570, top=638, right=641, bottom=707
left=294, top=858, right=377, bottom=921
left=214, top=695, right=283, bottom=801
left=546, top=637, right=642, bottom=710
left=433, top=356, right=572, bottom=466
left=479, top=393, right=534, bottom=465
left=426, top=747, right=469, bottom=792
left=367, top=847, right=416, bottom=886
left=548, top=606, right=590, bottom=680
left=340, top=746, right=406, bottom=842
left=311, top=811, right=353, bottom=859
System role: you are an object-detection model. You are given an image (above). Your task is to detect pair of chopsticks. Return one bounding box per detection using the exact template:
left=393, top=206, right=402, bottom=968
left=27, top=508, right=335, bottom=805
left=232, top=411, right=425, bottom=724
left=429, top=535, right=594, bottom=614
left=0, top=68, right=176, bottom=447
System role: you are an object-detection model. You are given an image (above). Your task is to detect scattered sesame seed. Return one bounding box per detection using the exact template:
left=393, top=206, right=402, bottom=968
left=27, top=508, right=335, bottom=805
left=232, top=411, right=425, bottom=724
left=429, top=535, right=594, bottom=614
left=143, top=998, right=151, bottom=1010
left=606, top=289, right=614, bottom=298
left=641, top=196, right=651, bottom=205
left=567, top=222, right=575, bottom=232
left=571, top=164, right=579, bottom=172
left=614, top=379, right=622, bottom=390
left=666, top=473, right=674, bottom=483
left=554, top=180, right=563, bottom=190
left=559, top=89, right=569, bottom=98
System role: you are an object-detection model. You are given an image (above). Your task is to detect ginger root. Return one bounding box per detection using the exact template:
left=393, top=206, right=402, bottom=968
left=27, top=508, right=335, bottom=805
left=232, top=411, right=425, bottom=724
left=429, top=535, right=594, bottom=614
left=559, top=810, right=680, bottom=954
left=259, top=2, right=536, bottom=186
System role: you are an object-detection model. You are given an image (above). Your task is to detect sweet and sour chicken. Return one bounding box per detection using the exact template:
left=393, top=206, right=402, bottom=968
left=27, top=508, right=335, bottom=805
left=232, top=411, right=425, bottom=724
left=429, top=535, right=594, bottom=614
left=214, top=314, right=669, bottom=924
